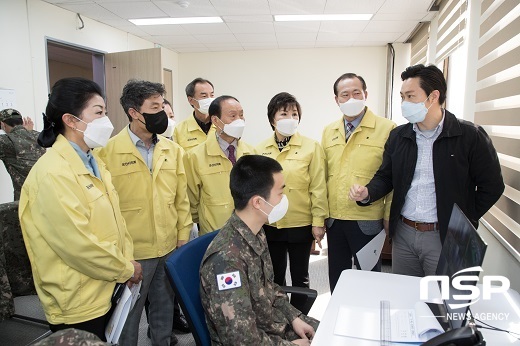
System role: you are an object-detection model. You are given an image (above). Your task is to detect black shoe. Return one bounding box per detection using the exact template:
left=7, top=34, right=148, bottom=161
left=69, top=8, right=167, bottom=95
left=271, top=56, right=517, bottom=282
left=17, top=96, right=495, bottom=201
left=172, top=313, right=190, bottom=333
left=170, top=331, right=179, bottom=345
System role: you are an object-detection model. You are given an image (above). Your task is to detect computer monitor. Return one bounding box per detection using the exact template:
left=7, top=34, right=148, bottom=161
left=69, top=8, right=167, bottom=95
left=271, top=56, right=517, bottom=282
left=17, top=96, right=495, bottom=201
left=434, top=203, right=487, bottom=330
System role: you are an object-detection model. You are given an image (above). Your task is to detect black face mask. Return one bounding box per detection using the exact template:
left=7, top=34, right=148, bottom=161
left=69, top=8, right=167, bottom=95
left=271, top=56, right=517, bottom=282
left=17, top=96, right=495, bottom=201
left=138, top=109, right=168, bottom=134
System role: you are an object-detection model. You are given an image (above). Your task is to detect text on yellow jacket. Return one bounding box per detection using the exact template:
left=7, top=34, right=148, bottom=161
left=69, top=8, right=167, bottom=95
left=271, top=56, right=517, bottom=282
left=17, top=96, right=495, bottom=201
left=322, top=108, right=396, bottom=221
left=19, top=134, right=135, bottom=325
left=256, top=132, right=329, bottom=228
left=98, top=127, right=192, bottom=260
left=184, top=133, right=255, bottom=234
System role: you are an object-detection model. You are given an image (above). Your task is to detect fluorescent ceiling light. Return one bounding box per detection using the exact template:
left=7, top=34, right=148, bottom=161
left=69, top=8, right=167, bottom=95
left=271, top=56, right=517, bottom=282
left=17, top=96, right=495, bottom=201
left=130, top=17, right=223, bottom=25
left=275, top=14, right=372, bottom=22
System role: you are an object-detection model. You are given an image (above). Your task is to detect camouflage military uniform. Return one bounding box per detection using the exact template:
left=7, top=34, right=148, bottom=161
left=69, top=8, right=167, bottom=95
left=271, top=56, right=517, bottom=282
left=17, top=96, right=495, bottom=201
left=33, top=328, right=108, bottom=346
left=0, top=124, right=45, bottom=200
left=200, top=212, right=319, bottom=345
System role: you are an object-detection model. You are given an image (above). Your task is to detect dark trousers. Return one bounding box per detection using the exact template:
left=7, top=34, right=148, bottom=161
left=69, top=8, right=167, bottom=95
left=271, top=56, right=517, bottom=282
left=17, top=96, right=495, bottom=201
left=145, top=296, right=181, bottom=327
left=327, top=219, right=381, bottom=293
left=264, top=225, right=313, bottom=312
left=49, top=312, right=108, bottom=341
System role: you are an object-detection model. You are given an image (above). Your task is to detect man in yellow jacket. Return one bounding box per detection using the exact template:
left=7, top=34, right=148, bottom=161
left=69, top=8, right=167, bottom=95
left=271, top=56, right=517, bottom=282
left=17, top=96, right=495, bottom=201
left=173, top=77, right=215, bottom=151
left=98, top=80, right=192, bottom=346
left=322, top=73, right=396, bottom=292
left=184, top=95, right=255, bottom=235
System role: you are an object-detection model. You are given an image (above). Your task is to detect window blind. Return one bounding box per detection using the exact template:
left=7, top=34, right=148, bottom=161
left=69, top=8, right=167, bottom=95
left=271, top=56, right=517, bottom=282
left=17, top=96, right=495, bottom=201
left=435, top=0, right=468, bottom=63
left=410, top=22, right=430, bottom=65
left=475, top=0, right=520, bottom=257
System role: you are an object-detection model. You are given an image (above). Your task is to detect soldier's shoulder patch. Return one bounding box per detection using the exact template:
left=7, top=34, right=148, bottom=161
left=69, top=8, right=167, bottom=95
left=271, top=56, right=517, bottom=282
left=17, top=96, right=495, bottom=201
left=216, top=271, right=241, bottom=291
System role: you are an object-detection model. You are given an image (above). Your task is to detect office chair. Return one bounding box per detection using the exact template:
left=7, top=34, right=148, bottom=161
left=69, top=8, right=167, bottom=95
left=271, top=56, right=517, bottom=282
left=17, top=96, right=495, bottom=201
left=165, top=230, right=318, bottom=346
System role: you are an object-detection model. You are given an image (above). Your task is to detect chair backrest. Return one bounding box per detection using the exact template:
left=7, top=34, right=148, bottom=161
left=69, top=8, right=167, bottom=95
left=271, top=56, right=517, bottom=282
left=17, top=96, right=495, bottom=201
left=165, top=231, right=218, bottom=346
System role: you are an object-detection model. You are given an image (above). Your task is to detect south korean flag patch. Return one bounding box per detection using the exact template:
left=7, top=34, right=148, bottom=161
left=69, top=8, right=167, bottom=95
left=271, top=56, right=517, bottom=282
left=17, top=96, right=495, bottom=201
left=217, top=271, right=242, bottom=291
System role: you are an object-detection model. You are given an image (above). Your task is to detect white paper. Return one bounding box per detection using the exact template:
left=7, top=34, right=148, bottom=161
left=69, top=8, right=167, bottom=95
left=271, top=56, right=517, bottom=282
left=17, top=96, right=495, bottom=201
left=0, top=88, right=17, bottom=109
left=105, top=281, right=141, bottom=344
left=334, top=302, right=443, bottom=343
left=189, top=223, right=199, bottom=241
left=356, top=230, right=386, bottom=270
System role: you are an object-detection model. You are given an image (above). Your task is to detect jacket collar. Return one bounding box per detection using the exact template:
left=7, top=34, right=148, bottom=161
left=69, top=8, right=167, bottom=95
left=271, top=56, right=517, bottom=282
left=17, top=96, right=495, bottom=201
left=330, top=107, right=378, bottom=136
left=399, top=109, right=461, bottom=140
left=230, top=212, right=267, bottom=256
left=52, top=135, right=91, bottom=176
left=265, top=131, right=303, bottom=149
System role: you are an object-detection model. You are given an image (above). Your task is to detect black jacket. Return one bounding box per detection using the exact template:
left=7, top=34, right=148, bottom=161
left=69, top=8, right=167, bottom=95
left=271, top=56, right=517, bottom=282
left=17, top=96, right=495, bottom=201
left=361, top=110, right=504, bottom=243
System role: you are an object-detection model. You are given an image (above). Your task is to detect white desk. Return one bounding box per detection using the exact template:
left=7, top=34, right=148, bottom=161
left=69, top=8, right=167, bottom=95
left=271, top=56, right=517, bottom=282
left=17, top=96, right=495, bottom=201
left=312, top=270, right=520, bottom=345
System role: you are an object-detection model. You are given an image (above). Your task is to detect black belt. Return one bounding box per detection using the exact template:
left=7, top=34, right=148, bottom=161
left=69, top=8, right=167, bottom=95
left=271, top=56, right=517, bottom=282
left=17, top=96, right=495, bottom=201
left=401, top=216, right=438, bottom=231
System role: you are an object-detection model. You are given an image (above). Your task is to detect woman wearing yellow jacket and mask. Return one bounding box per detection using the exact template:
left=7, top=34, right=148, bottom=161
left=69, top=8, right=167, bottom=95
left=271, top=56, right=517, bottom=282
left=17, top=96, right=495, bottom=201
left=19, top=77, right=142, bottom=340
left=255, top=92, right=328, bottom=312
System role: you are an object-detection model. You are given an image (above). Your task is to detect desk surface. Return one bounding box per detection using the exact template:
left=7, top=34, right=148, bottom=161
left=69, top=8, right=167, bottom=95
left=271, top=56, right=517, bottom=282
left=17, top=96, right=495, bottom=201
left=312, top=270, right=520, bottom=345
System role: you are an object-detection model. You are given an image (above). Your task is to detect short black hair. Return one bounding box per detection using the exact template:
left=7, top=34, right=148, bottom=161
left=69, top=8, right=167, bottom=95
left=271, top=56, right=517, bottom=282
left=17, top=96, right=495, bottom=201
left=163, top=98, right=171, bottom=107
left=230, top=155, right=283, bottom=211
left=185, top=78, right=214, bottom=98
left=120, top=79, right=165, bottom=122
left=333, top=73, right=367, bottom=96
left=208, top=95, right=239, bottom=119
left=267, top=92, right=301, bottom=130
left=3, top=118, right=23, bottom=127
left=401, top=64, right=447, bottom=104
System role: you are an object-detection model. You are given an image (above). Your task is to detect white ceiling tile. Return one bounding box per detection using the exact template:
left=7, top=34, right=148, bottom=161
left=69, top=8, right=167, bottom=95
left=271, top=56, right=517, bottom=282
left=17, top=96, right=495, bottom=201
left=135, top=24, right=190, bottom=36
left=113, top=24, right=152, bottom=37
left=193, top=34, right=239, bottom=44
left=276, top=33, right=317, bottom=43
left=357, top=32, right=402, bottom=42
left=227, top=22, right=274, bottom=34
left=315, top=41, right=354, bottom=47
left=363, top=20, right=417, bottom=33
left=319, top=21, right=368, bottom=33
left=240, top=41, right=277, bottom=47
left=268, top=0, right=326, bottom=15
left=47, top=0, right=92, bottom=3
left=370, top=12, right=428, bottom=21
left=151, top=35, right=198, bottom=45
left=222, top=15, right=274, bottom=22
left=57, top=3, right=121, bottom=20
left=317, top=32, right=360, bottom=42
left=235, top=33, right=277, bottom=43
left=352, top=41, right=388, bottom=47
left=241, top=45, right=279, bottom=50
left=203, top=42, right=243, bottom=48
left=99, top=1, right=167, bottom=19
left=174, top=47, right=213, bottom=53
left=278, top=42, right=316, bottom=48
left=377, top=0, right=432, bottom=13
left=209, top=47, right=244, bottom=52
left=180, top=23, right=232, bottom=35
left=210, top=0, right=270, bottom=16
left=274, top=21, right=320, bottom=33
left=154, top=0, right=219, bottom=17
left=324, top=0, right=385, bottom=14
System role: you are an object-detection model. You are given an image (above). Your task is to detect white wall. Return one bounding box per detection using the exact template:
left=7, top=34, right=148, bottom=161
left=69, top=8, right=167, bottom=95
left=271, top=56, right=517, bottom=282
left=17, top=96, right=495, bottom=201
left=389, top=43, right=411, bottom=126
left=177, top=47, right=387, bottom=146
left=0, top=0, right=165, bottom=203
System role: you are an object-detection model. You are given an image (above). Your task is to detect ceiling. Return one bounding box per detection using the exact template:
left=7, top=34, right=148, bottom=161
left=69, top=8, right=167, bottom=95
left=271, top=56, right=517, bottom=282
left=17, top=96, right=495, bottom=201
left=42, top=0, right=437, bottom=53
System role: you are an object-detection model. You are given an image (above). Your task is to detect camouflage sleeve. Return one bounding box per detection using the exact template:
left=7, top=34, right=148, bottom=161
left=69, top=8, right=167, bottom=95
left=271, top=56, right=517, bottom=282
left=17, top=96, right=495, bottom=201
left=200, top=253, right=294, bottom=346
left=0, top=136, right=14, bottom=161
left=273, top=283, right=302, bottom=323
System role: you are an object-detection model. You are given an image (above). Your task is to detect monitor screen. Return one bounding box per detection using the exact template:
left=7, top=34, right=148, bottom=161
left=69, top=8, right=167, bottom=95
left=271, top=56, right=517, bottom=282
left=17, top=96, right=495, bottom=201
left=435, top=203, right=487, bottom=330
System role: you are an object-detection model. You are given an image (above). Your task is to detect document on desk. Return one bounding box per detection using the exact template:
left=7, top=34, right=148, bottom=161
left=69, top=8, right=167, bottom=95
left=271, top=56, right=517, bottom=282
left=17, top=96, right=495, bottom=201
left=334, top=302, right=444, bottom=342
left=356, top=230, right=386, bottom=270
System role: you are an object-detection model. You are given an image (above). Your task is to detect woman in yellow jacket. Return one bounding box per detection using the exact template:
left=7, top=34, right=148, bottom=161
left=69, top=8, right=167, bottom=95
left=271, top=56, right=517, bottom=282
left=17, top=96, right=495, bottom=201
left=19, top=77, right=142, bottom=340
left=256, top=92, right=328, bottom=312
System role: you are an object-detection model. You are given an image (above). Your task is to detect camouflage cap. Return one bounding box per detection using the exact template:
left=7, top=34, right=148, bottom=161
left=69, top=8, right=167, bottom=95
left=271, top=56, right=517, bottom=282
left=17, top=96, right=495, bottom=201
left=0, top=109, right=22, bottom=122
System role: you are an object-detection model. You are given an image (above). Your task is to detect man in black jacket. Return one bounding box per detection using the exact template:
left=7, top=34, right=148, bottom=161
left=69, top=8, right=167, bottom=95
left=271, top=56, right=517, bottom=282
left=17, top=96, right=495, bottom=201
left=349, top=64, right=504, bottom=277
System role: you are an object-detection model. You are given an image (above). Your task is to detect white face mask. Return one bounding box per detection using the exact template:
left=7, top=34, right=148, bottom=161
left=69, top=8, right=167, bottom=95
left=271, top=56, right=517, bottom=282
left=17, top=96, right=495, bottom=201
left=339, top=93, right=366, bottom=117
left=161, top=118, right=176, bottom=138
left=195, top=97, right=215, bottom=115
left=217, top=118, right=246, bottom=139
left=276, top=118, right=299, bottom=137
left=74, top=116, right=114, bottom=148
left=401, top=95, right=432, bottom=124
left=260, top=194, right=289, bottom=224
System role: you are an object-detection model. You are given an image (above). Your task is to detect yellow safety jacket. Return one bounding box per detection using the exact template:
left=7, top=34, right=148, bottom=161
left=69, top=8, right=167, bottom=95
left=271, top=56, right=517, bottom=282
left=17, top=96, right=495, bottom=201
left=173, top=114, right=215, bottom=151
left=98, top=128, right=192, bottom=260
left=19, top=135, right=134, bottom=325
left=184, top=133, right=255, bottom=234
left=321, top=108, right=396, bottom=220
left=256, top=132, right=328, bottom=228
